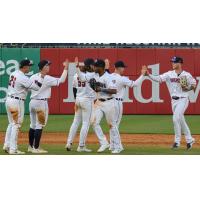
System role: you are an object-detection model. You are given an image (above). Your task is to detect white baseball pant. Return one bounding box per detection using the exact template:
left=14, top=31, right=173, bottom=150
left=4, top=97, right=25, bottom=152
left=172, top=98, right=193, bottom=144
left=91, top=99, right=123, bottom=151
left=115, top=100, right=123, bottom=127
left=29, top=99, right=49, bottom=130
left=67, top=97, right=93, bottom=147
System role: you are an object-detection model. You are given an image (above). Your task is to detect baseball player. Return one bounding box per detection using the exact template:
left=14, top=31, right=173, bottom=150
left=3, top=58, right=42, bottom=154
left=28, top=59, right=68, bottom=153
left=110, top=60, right=145, bottom=126
left=76, top=59, right=123, bottom=154
left=66, top=58, right=96, bottom=152
left=145, top=56, right=196, bottom=150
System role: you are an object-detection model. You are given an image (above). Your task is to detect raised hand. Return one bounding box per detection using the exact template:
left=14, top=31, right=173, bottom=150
left=74, top=57, right=79, bottom=67
left=63, top=59, right=69, bottom=70
left=105, top=58, right=110, bottom=70
left=141, top=65, right=149, bottom=76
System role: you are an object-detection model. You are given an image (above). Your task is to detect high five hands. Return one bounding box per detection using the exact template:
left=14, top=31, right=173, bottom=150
left=141, top=65, right=149, bottom=76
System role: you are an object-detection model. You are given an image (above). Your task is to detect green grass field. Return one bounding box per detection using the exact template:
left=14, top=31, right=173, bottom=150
left=1, top=144, right=200, bottom=155
left=1, top=114, right=200, bottom=155
left=1, top=114, right=200, bottom=134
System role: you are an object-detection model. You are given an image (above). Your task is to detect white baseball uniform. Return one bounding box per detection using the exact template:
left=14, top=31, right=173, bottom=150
left=111, top=73, right=144, bottom=127
left=149, top=70, right=196, bottom=145
left=77, top=68, right=123, bottom=152
left=4, top=70, right=41, bottom=152
left=29, top=70, right=67, bottom=130
left=67, top=73, right=96, bottom=147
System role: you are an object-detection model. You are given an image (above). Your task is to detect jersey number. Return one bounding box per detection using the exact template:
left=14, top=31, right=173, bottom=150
left=9, top=76, right=16, bottom=88
left=78, top=81, right=86, bottom=87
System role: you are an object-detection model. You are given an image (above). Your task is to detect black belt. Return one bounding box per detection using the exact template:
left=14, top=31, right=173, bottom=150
left=115, top=98, right=123, bottom=101
left=8, top=95, right=25, bottom=101
left=98, top=97, right=113, bottom=102
left=31, top=98, right=48, bottom=101
left=172, top=96, right=186, bottom=100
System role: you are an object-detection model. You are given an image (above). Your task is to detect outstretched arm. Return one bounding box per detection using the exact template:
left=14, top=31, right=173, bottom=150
left=123, top=66, right=146, bottom=87
left=133, top=75, right=144, bottom=86
left=58, top=59, right=68, bottom=84
left=148, top=74, right=162, bottom=82
left=142, top=65, right=167, bottom=83
left=96, top=87, right=117, bottom=94
left=23, top=77, right=42, bottom=91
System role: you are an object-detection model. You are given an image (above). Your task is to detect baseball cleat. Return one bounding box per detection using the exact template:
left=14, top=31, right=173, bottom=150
left=111, top=149, right=123, bottom=154
left=38, top=148, right=48, bottom=153
left=186, top=138, right=195, bottom=150
left=171, top=143, right=179, bottom=149
left=97, top=144, right=110, bottom=153
left=65, top=143, right=72, bottom=151
left=31, top=148, right=48, bottom=154
left=77, top=146, right=92, bottom=152
left=3, top=146, right=10, bottom=153
left=27, top=145, right=34, bottom=152
left=9, top=150, right=25, bottom=155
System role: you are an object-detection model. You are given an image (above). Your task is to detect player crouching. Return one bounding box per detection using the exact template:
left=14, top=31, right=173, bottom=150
left=28, top=59, right=68, bottom=154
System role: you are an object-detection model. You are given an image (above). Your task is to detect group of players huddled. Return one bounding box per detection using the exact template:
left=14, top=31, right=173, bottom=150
left=3, top=56, right=196, bottom=154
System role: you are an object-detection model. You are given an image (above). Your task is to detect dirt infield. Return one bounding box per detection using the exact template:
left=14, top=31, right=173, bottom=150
left=1, top=132, right=200, bottom=146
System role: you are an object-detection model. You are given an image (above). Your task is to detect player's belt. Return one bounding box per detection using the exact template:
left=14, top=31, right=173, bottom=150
left=98, top=97, right=113, bottom=102
left=172, top=96, right=186, bottom=100
left=8, top=95, right=25, bottom=101
left=31, top=98, right=48, bottom=101
left=115, top=98, right=123, bottom=101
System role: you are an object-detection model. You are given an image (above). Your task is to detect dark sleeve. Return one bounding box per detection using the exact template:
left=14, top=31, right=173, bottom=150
left=73, top=87, right=77, bottom=99
left=105, top=69, right=110, bottom=74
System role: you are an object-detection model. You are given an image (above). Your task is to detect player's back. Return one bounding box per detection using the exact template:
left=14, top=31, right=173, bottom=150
left=74, top=73, right=96, bottom=99
left=7, top=70, right=30, bottom=99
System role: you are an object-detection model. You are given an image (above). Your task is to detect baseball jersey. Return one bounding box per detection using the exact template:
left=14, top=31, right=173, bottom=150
left=73, top=73, right=96, bottom=99
left=111, top=73, right=144, bottom=99
left=149, top=70, right=196, bottom=98
left=77, top=69, right=117, bottom=99
left=7, top=70, right=40, bottom=99
left=30, top=73, right=62, bottom=99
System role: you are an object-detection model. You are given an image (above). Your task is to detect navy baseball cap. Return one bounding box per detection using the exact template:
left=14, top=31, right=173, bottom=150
left=94, top=59, right=105, bottom=68
left=114, top=61, right=127, bottom=68
left=84, top=58, right=95, bottom=67
left=20, top=58, right=33, bottom=68
left=170, top=56, right=183, bottom=64
left=38, top=60, right=52, bottom=70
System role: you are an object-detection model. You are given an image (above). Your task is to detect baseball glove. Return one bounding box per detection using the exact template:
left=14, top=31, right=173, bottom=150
left=89, top=78, right=104, bottom=92
left=180, top=76, right=188, bottom=88
left=89, top=78, right=98, bottom=91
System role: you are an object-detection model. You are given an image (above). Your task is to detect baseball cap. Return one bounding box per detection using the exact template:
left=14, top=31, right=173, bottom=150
left=38, top=60, right=52, bottom=70
left=170, top=56, right=183, bottom=64
left=114, top=61, right=127, bottom=68
left=20, top=58, right=33, bottom=68
left=94, top=59, right=105, bottom=68
left=84, top=58, right=95, bottom=67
